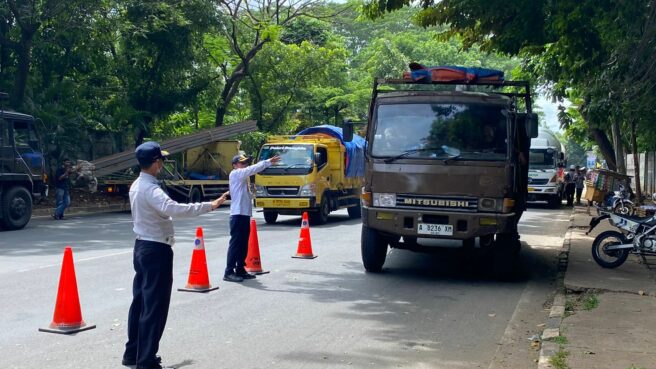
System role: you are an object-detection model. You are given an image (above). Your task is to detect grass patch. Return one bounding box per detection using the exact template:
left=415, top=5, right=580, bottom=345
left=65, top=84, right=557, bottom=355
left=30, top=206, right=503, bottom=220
left=564, top=299, right=576, bottom=317
left=583, top=294, right=599, bottom=310
left=551, top=335, right=568, bottom=345
left=549, top=348, right=570, bottom=369
left=565, top=291, right=601, bottom=316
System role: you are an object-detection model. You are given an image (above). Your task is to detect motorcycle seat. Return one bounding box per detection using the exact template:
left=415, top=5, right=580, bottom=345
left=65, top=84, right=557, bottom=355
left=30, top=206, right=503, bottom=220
left=622, top=214, right=656, bottom=226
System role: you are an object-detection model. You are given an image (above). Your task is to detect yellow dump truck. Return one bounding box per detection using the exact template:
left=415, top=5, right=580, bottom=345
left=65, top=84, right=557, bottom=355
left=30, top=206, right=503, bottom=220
left=254, top=125, right=366, bottom=225
left=99, top=140, right=241, bottom=202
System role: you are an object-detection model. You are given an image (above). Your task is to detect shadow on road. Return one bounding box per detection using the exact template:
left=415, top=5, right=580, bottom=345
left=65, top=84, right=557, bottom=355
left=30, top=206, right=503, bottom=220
left=240, top=241, right=555, bottom=368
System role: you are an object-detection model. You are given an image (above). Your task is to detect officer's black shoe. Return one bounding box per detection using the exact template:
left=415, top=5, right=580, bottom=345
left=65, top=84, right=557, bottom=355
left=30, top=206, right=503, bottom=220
left=223, top=274, right=244, bottom=282
left=236, top=271, right=256, bottom=279
left=122, top=355, right=161, bottom=366
left=136, top=365, right=173, bottom=369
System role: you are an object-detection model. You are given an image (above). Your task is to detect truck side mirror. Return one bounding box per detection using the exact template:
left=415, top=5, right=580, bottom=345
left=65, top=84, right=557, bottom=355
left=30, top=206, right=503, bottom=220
left=526, top=113, right=539, bottom=138
left=517, top=113, right=539, bottom=138
left=343, top=120, right=354, bottom=142
left=559, top=152, right=565, bottom=161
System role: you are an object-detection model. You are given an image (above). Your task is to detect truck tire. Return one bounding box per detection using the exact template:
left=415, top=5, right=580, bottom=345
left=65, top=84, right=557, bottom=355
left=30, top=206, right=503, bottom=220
left=491, top=233, right=520, bottom=280
left=189, top=187, right=202, bottom=203
left=347, top=203, right=361, bottom=219
left=1, top=186, right=32, bottom=230
left=263, top=211, right=278, bottom=224
left=548, top=196, right=561, bottom=209
left=310, top=195, right=330, bottom=225
left=361, top=225, right=388, bottom=272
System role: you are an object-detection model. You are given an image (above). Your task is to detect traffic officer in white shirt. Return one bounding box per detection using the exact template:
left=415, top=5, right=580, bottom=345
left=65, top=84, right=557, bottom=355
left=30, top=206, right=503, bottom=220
left=223, top=153, right=280, bottom=282
left=122, top=141, right=228, bottom=369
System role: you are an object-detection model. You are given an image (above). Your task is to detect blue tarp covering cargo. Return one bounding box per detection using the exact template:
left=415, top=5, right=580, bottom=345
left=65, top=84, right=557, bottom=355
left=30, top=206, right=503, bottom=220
left=296, top=125, right=366, bottom=178
left=404, top=63, right=505, bottom=83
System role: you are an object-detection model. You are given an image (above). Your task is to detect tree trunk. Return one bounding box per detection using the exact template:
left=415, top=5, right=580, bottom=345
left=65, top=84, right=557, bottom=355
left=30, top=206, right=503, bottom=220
left=135, top=126, right=146, bottom=147
left=11, top=29, right=35, bottom=109
left=0, top=17, right=11, bottom=84
left=589, top=127, right=617, bottom=171
left=630, top=120, right=642, bottom=205
left=214, top=39, right=268, bottom=127
left=611, top=121, right=626, bottom=174
left=214, top=71, right=244, bottom=127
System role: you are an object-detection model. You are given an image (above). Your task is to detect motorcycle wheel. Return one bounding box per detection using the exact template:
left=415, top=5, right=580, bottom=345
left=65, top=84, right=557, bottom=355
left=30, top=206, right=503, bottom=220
left=591, top=230, right=630, bottom=268
left=612, top=202, right=634, bottom=216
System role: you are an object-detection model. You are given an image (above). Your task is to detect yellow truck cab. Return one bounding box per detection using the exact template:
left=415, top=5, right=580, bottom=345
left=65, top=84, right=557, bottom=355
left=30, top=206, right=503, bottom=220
left=255, top=126, right=365, bottom=225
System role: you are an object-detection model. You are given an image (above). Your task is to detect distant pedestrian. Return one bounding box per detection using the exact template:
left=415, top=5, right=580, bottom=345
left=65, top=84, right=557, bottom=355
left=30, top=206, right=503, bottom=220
left=53, top=158, right=76, bottom=220
left=574, top=166, right=585, bottom=205
left=122, top=141, right=228, bottom=369
left=223, top=153, right=280, bottom=282
left=565, top=165, right=576, bottom=206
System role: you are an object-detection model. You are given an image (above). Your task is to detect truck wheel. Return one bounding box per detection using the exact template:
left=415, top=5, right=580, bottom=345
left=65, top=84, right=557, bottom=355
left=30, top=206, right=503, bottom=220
left=491, top=233, right=520, bottom=280
left=347, top=203, right=362, bottom=219
left=310, top=195, right=330, bottom=225
left=189, top=187, right=202, bottom=203
left=361, top=225, right=388, bottom=272
left=1, top=186, right=32, bottom=230
left=263, top=211, right=278, bottom=224
left=548, top=196, right=561, bottom=208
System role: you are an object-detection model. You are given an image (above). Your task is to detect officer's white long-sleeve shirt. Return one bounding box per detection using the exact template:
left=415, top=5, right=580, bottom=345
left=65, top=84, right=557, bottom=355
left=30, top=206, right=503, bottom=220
left=229, top=160, right=272, bottom=216
left=130, top=172, right=212, bottom=245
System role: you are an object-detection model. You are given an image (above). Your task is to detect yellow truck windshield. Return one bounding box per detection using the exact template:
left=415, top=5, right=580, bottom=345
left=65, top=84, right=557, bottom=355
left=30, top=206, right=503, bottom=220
left=259, top=144, right=314, bottom=175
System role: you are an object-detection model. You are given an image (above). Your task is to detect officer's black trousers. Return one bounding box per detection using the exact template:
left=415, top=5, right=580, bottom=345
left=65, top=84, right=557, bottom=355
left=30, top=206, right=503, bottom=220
left=225, top=214, right=251, bottom=276
left=124, top=240, right=173, bottom=368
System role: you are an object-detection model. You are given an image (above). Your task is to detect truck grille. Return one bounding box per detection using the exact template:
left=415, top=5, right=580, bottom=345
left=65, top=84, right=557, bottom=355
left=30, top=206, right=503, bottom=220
left=528, top=178, right=549, bottom=185
left=396, top=194, right=478, bottom=212
left=265, top=186, right=300, bottom=196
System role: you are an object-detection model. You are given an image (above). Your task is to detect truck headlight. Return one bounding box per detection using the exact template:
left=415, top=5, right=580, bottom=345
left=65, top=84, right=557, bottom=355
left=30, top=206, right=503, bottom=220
left=373, top=193, right=396, bottom=207
left=299, top=183, right=316, bottom=196
left=478, top=198, right=498, bottom=212
left=255, top=185, right=267, bottom=196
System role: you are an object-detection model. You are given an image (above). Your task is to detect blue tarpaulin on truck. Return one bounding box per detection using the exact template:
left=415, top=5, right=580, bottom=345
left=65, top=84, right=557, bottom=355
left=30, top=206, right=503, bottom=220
left=296, top=125, right=366, bottom=178
left=404, top=64, right=505, bottom=83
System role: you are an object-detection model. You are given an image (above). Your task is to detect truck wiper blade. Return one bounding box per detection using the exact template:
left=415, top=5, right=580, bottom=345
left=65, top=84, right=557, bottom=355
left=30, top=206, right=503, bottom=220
left=283, top=163, right=312, bottom=172
left=442, top=154, right=461, bottom=164
left=383, top=147, right=443, bottom=163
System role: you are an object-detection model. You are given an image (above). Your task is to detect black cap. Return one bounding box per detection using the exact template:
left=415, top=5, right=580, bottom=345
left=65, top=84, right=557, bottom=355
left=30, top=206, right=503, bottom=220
left=232, top=154, right=251, bottom=165
left=135, top=141, right=169, bottom=167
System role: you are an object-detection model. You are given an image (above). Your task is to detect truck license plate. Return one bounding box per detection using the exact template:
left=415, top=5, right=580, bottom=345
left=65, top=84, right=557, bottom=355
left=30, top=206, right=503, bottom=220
left=528, top=187, right=536, bottom=192
left=417, top=223, right=453, bottom=236
left=272, top=199, right=291, bottom=206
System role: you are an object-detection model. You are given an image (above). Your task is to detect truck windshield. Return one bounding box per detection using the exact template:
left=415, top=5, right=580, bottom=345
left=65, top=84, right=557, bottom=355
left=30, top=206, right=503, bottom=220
left=529, top=149, right=556, bottom=169
left=259, top=144, right=314, bottom=175
left=372, top=103, right=508, bottom=161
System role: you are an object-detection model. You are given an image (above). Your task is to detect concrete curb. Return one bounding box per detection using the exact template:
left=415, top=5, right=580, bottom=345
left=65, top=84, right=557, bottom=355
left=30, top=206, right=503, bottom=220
left=536, top=209, right=574, bottom=369
left=32, top=203, right=131, bottom=218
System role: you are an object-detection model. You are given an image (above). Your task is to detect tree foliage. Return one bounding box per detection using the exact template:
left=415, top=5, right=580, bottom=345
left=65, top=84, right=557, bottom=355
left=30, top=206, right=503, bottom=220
left=363, top=0, right=656, bottom=172
left=0, top=0, right=523, bottom=164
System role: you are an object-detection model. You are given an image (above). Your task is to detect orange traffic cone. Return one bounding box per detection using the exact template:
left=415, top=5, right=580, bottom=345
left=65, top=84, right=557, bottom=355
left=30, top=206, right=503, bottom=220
left=39, top=246, right=96, bottom=334
left=245, top=219, right=270, bottom=274
left=178, top=227, right=219, bottom=293
left=292, top=212, right=317, bottom=259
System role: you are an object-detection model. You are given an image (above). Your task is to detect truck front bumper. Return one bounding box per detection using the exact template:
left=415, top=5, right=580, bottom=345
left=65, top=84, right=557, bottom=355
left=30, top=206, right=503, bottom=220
left=527, top=185, right=560, bottom=201
left=255, top=197, right=316, bottom=215
left=363, top=206, right=515, bottom=240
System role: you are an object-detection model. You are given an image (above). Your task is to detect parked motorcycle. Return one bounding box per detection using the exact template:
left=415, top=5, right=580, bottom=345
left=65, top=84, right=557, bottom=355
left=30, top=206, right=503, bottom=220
left=587, top=209, right=656, bottom=268
left=600, top=184, right=635, bottom=216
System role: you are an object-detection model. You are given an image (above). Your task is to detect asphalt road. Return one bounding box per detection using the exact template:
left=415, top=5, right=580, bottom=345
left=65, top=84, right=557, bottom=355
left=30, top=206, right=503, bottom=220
left=0, top=204, right=571, bottom=369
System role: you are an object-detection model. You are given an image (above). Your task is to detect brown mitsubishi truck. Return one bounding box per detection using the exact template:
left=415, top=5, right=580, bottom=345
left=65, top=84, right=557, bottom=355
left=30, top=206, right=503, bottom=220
left=344, top=75, right=538, bottom=276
